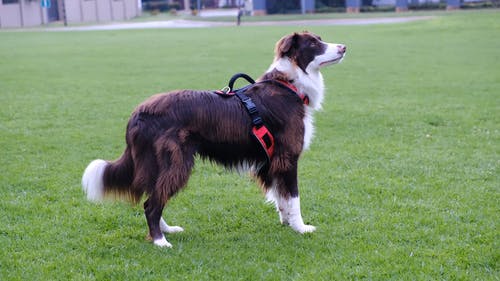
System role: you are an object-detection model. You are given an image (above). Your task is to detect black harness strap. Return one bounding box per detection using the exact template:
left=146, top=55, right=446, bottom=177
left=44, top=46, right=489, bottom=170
left=213, top=73, right=308, bottom=162
left=233, top=90, right=275, bottom=161
left=215, top=73, right=274, bottom=162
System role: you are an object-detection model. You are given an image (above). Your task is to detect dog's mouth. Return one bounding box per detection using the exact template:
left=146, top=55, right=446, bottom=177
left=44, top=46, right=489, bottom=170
left=319, top=55, right=344, bottom=67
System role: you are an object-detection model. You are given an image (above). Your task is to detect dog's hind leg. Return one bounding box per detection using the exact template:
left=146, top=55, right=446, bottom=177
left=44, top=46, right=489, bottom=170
left=149, top=136, right=195, bottom=247
left=129, top=145, right=174, bottom=246
left=144, top=195, right=171, bottom=247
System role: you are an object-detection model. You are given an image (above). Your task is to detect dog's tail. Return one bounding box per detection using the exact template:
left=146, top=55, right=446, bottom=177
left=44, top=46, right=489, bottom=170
left=82, top=147, right=136, bottom=202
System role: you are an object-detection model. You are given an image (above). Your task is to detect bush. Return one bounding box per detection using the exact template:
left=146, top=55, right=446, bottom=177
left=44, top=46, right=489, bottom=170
left=360, top=5, right=397, bottom=12
left=461, top=0, right=496, bottom=8
left=315, top=6, right=347, bottom=12
left=408, top=2, right=447, bottom=10
left=143, top=1, right=181, bottom=12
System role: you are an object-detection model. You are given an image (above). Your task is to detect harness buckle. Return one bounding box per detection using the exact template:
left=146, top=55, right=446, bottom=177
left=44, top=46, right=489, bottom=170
left=252, top=116, right=263, bottom=126
left=241, top=99, right=258, bottom=115
left=220, top=86, right=231, bottom=95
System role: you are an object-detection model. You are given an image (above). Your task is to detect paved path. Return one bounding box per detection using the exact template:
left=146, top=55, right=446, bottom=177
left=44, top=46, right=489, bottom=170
left=48, top=16, right=433, bottom=31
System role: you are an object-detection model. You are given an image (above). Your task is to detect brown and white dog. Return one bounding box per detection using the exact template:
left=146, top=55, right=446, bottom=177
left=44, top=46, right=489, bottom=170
left=82, top=32, right=346, bottom=247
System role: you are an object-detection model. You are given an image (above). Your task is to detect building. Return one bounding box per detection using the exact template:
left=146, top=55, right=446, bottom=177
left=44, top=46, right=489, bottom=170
left=253, top=0, right=318, bottom=15
left=1, top=0, right=466, bottom=28
left=253, top=0, right=461, bottom=14
left=0, top=0, right=141, bottom=28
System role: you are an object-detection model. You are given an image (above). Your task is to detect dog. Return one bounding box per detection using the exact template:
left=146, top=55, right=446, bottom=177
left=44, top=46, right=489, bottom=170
left=82, top=31, right=346, bottom=247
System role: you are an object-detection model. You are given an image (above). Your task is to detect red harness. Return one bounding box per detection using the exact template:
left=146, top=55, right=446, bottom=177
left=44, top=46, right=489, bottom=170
left=214, top=74, right=308, bottom=162
left=274, top=79, right=310, bottom=106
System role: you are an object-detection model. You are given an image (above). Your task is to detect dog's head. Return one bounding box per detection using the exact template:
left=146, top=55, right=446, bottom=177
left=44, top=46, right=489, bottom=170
left=274, top=31, right=346, bottom=74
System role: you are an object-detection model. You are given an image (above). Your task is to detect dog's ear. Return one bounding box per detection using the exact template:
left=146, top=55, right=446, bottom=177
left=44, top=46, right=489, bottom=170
left=275, top=33, right=299, bottom=58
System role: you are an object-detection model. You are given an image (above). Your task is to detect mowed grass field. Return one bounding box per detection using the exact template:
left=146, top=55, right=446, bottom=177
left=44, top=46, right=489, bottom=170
left=1, top=10, right=498, bottom=280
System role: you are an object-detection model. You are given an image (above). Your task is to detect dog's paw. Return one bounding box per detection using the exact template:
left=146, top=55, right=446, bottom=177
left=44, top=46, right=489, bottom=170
left=160, top=217, right=184, bottom=234
left=292, top=224, right=316, bottom=234
left=300, top=224, right=316, bottom=233
left=154, top=237, right=173, bottom=248
left=163, top=225, right=184, bottom=234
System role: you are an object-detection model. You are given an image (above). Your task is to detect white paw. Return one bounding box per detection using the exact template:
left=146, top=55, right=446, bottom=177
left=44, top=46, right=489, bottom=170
left=292, top=224, right=316, bottom=234
left=159, top=217, right=184, bottom=234
left=163, top=225, right=184, bottom=234
left=153, top=237, right=173, bottom=248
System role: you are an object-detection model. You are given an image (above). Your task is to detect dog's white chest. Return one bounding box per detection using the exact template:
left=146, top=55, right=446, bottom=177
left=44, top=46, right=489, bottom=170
left=302, top=109, right=314, bottom=150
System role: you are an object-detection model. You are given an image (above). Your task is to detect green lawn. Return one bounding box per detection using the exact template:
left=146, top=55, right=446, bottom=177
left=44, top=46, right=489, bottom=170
left=1, top=10, right=498, bottom=280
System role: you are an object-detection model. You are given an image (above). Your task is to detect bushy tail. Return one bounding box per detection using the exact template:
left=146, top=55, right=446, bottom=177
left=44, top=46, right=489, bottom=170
left=82, top=147, right=135, bottom=202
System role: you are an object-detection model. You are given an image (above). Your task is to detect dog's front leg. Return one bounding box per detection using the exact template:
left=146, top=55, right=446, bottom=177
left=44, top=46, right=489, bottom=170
left=279, top=196, right=316, bottom=233
left=265, top=167, right=316, bottom=234
left=268, top=191, right=316, bottom=233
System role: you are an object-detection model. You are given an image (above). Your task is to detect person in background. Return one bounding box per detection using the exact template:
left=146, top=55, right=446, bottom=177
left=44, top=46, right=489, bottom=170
left=237, top=6, right=243, bottom=26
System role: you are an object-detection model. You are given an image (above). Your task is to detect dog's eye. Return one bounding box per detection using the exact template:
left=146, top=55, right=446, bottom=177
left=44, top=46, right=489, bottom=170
left=310, top=42, right=317, bottom=47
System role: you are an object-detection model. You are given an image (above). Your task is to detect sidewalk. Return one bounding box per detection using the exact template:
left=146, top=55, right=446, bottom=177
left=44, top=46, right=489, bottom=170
left=198, top=8, right=239, bottom=17
left=47, top=16, right=433, bottom=31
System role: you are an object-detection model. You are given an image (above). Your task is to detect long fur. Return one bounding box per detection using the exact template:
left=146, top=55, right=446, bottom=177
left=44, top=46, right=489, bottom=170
left=82, top=159, right=107, bottom=202
left=82, top=32, right=346, bottom=247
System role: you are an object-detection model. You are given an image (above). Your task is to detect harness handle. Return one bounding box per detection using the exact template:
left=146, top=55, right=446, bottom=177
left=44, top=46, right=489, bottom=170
left=228, top=73, right=256, bottom=92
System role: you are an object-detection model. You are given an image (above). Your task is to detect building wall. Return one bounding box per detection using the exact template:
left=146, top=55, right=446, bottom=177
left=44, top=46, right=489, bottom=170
left=22, top=1, right=47, bottom=26
left=0, top=3, right=22, bottom=28
left=0, top=0, right=140, bottom=28
left=82, top=0, right=97, bottom=22
left=96, top=0, right=112, bottom=22
left=64, top=0, right=81, bottom=23
left=0, top=0, right=45, bottom=28
left=65, top=0, right=139, bottom=24
left=111, top=0, right=125, bottom=21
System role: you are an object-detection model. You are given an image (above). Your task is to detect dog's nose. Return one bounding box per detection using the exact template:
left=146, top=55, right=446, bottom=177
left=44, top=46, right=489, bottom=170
left=338, top=45, right=347, bottom=54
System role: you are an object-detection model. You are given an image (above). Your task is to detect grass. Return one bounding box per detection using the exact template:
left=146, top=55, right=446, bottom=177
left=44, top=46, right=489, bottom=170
left=1, top=10, right=499, bottom=280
